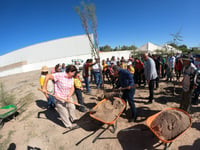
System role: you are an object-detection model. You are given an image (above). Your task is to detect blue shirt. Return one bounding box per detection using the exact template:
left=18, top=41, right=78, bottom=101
left=117, top=69, right=134, bottom=88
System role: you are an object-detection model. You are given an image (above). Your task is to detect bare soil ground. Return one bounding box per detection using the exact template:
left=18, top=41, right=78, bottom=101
left=0, top=70, right=200, bottom=150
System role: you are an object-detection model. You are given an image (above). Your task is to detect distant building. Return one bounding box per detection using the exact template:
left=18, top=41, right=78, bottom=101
left=135, top=42, right=182, bottom=54
left=0, top=34, right=93, bottom=77
left=0, top=34, right=132, bottom=77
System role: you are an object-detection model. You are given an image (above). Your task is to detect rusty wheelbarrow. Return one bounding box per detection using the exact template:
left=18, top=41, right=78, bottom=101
left=63, top=97, right=126, bottom=145
left=89, top=97, right=126, bottom=143
left=146, top=108, right=192, bottom=150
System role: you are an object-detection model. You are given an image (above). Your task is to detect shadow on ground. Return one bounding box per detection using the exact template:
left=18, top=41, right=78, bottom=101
left=63, top=112, right=107, bottom=145
left=35, top=99, right=65, bottom=128
left=179, top=138, right=200, bottom=150
left=117, top=124, right=161, bottom=150
left=136, top=107, right=160, bottom=122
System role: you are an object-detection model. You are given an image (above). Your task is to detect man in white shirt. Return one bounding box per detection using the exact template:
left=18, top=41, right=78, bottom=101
left=92, top=58, right=102, bottom=88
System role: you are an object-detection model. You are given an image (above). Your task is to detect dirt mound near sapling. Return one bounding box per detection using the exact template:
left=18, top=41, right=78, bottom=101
left=92, top=97, right=125, bottom=123
left=150, top=109, right=191, bottom=140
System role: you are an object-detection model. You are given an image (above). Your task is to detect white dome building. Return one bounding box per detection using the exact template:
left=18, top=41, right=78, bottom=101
left=0, top=34, right=93, bottom=77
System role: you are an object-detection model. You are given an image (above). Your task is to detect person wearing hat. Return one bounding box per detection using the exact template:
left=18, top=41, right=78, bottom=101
left=180, top=54, right=197, bottom=112
left=39, top=66, right=55, bottom=109
left=127, top=61, right=135, bottom=76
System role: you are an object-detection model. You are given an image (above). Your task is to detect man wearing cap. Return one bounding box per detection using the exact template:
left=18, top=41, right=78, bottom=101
left=180, top=55, right=197, bottom=112
left=113, top=65, right=137, bottom=122
left=127, top=61, right=135, bottom=75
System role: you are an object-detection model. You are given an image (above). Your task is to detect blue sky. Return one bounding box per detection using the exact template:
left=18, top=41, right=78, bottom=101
left=0, top=0, right=200, bottom=56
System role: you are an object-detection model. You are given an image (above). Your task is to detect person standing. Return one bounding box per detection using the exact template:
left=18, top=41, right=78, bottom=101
left=194, top=54, right=200, bottom=70
left=42, top=65, right=77, bottom=129
left=92, top=58, right=102, bottom=89
left=74, top=71, right=86, bottom=112
left=82, top=59, right=91, bottom=94
left=180, top=55, right=197, bottom=112
left=175, top=57, right=183, bottom=81
left=113, top=65, right=137, bottom=122
left=134, top=58, right=145, bottom=87
left=39, top=66, right=55, bottom=109
left=192, top=70, right=200, bottom=105
left=142, top=53, right=158, bottom=104
left=166, top=54, right=176, bottom=81
left=61, top=63, right=65, bottom=72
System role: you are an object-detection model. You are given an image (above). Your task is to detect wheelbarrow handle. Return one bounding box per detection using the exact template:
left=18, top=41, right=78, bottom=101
left=38, top=88, right=96, bottom=113
left=113, top=85, right=137, bottom=91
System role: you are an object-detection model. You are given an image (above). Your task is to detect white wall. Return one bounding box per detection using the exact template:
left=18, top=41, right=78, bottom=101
left=0, top=34, right=93, bottom=67
left=0, top=50, right=132, bottom=77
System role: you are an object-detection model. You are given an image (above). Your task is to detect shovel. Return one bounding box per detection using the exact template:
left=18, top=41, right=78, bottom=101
left=113, top=85, right=137, bottom=91
left=38, top=88, right=96, bottom=113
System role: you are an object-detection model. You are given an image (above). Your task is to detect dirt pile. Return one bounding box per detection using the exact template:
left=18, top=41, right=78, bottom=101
left=150, top=109, right=191, bottom=140
left=91, top=97, right=125, bottom=123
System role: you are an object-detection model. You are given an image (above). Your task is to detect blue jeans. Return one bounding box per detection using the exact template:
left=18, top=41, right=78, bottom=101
left=192, top=86, right=200, bottom=105
left=94, top=72, right=102, bottom=88
left=84, top=77, right=90, bottom=93
left=122, top=88, right=136, bottom=119
left=47, top=94, right=56, bottom=108
left=75, top=88, right=84, bottom=105
left=75, top=88, right=85, bottom=111
left=149, top=79, right=155, bottom=101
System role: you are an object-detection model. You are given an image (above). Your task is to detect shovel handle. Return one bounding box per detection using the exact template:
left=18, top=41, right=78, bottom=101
left=38, top=88, right=82, bottom=107
left=114, top=85, right=137, bottom=91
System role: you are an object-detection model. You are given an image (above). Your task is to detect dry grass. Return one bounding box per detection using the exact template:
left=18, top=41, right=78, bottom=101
left=0, top=83, right=15, bottom=107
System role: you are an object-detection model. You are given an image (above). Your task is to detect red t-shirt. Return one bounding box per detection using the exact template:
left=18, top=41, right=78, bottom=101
left=83, top=63, right=90, bottom=77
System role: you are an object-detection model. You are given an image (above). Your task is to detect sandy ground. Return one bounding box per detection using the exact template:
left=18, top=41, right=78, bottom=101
left=0, top=70, right=200, bottom=150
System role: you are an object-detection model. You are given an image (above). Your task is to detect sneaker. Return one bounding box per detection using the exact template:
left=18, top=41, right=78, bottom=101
left=79, top=107, right=87, bottom=112
left=128, top=116, right=137, bottom=122
left=68, top=124, right=79, bottom=130
left=69, top=117, right=78, bottom=123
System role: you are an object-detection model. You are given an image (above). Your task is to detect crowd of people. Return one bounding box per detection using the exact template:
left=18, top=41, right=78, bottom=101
left=40, top=53, right=200, bottom=128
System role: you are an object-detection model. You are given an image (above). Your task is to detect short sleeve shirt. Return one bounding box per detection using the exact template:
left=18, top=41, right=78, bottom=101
left=53, top=72, right=74, bottom=99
